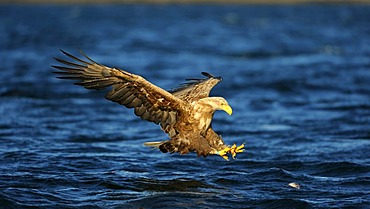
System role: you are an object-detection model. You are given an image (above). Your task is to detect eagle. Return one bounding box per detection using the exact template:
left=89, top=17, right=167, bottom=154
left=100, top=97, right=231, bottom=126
left=53, top=50, right=244, bottom=160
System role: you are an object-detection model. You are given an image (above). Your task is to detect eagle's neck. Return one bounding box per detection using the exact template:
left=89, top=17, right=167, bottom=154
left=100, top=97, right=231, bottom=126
left=191, top=99, right=217, bottom=133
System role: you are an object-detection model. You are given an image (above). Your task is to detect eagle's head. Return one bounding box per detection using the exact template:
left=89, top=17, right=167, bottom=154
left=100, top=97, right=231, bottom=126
left=207, top=97, right=233, bottom=115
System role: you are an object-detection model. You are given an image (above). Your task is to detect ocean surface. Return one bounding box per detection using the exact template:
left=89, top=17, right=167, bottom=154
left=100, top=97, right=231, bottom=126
left=1, top=4, right=370, bottom=209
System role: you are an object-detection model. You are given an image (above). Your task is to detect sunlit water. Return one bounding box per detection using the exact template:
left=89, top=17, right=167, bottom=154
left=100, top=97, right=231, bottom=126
left=1, top=4, right=369, bottom=209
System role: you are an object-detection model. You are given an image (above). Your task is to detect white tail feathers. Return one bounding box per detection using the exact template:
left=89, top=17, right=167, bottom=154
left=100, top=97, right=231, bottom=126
left=143, top=141, right=166, bottom=148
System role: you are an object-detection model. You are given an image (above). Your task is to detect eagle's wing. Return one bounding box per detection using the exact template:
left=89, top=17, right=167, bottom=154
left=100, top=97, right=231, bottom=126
left=170, top=72, right=222, bottom=102
left=53, top=50, right=185, bottom=135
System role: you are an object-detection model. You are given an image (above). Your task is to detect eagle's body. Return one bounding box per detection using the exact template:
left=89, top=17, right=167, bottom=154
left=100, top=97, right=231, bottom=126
left=53, top=50, right=243, bottom=160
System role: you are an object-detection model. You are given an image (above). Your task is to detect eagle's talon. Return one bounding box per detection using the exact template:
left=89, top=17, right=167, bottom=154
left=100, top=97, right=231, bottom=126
left=231, top=143, right=245, bottom=159
left=215, top=143, right=244, bottom=160
left=216, top=147, right=230, bottom=161
left=221, top=154, right=229, bottom=161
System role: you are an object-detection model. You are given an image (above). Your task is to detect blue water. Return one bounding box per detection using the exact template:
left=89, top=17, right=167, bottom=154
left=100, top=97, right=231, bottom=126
left=1, top=4, right=370, bottom=209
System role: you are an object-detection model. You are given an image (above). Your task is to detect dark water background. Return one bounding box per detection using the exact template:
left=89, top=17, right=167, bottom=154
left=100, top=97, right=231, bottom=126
left=1, top=4, right=370, bottom=209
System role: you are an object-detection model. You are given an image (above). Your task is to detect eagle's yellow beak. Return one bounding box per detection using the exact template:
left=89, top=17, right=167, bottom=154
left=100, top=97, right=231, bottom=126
left=221, top=104, right=233, bottom=115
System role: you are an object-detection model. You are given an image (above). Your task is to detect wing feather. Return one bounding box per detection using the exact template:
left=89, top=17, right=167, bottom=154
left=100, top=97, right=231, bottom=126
left=134, top=105, right=146, bottom=116
left=53, top=50, right=186, bottom=133
left=170, top=72, right=222, bottom=102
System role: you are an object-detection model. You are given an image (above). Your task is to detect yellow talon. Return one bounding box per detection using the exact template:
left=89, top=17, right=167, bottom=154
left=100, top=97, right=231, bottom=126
left=217, top=148, right=229, bottom=156
left=216, top=143, right=245, bottom=160
left=231, top=143, right=244, bottom=159
left=220, top=154, right=229, bottom=161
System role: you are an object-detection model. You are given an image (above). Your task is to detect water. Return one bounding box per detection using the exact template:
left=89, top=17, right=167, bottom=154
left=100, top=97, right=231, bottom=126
left=1, top=4, right=370, bottom=209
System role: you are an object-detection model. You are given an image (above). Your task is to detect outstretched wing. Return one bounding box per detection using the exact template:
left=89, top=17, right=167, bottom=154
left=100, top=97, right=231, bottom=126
left=170, top=72, right=222, bottom=102
left=53, top=50, right=185, bottom=136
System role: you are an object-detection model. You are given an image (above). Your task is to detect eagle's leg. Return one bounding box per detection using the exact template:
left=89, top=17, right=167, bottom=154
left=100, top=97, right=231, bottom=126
left=211, top=143, right=245, bottom=161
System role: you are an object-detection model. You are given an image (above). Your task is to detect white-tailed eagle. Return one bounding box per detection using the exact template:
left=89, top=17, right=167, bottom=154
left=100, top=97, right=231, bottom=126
left=53, top=50, right=244, bottom=160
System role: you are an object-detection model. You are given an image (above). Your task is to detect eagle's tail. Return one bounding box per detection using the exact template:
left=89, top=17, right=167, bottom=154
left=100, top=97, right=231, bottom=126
left=144, top=140, right=176, bottom=154
left=143, top=141, right=166, bottom=148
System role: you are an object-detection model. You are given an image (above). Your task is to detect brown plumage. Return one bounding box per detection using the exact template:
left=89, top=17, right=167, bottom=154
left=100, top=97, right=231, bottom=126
left=53, top=50, right=244, bottom=160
